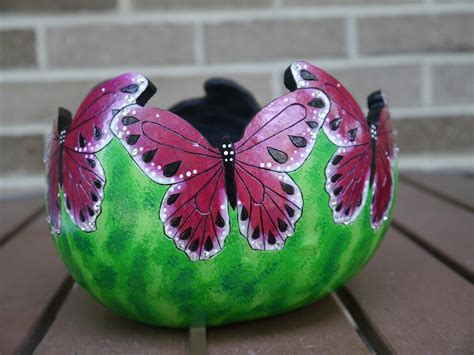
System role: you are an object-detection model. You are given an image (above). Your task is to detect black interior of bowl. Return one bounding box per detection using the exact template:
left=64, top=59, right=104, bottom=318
left=168, top=78, right=262, bottom=148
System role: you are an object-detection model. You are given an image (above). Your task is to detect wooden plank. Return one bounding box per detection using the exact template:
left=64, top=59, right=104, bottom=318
left=35, top=286, right=188, bottom=354
left=0, top=195, right=44, bottom=245
left=394, top=181, right=474, bottom=275
left=347, top=229, right=473, bottom=353
left=0, top=213, right=69, bottom=354
left=402, top=173, right=474, bottom=211
left=208, top=296, right=368, bottom=354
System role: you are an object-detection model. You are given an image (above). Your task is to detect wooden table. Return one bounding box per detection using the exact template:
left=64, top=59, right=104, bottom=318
left=1, top=173, right=472, bottom=354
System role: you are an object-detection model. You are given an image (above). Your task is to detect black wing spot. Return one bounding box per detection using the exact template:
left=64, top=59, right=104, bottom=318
left=267, top=147, right=288, bottom=164
left=204, top=236, right=213, bottom=251
left=126, top=134, right=140, bottom=145
left=92, top=178, right=102, bottom=189
left=122, top=116, right=139, bottom=126
left=280, top=182, right=295, bottom=195
left=179, top=228, right=192, bottom=240
left=268, top=231, right=276, bottom=245
left=334, top=186, right=343, bottom=196
left=289, top=135, right=307, bottom=148
left=79, top=210, right=85, bottom=222
left=216, top=212, right=226, bottom=228
left=91, top=191, right=99, bottom=202
left=348, top=128, right=358, bottom=142
left=308, top=98, right=325, bottom=108
left=277, top=218, right=288, bottom=232
left=330, top=118, right=341, bottom=130
left=86, top=158, right=96, bottom=169
left=143, top=149, right=157, bottom=163
left=66, top=197, right=71, bottom=210
left=94, top=125, right=102, bottom=140
left=344, top=207, right=351, bottom=216
left=335, top=202, right=343, bottom=212
left=79, top=133, right=86, bottom=148
left=120, top=84, right=139, bottom=94
left=251, top=226, right=260, bottom=240
left=306, top=121, right=318, bottom=129
left=170, top=216, right=182, bottom=227
left=300, top=69, right=317, bottom=81
left=189, top=239, right=199, bottom=252
left=163, top=160, right=181, bottom=177
left=332, top=155, right=343, bottom=165
left=167, top=193, right=181, bottom=205
left=240, top=206, right=249, bottom=221
left=284, top=204, right=295, bottom=217
left=331, top=173, right=342, bottom=183
left=87, top=206, right=95, bottom=217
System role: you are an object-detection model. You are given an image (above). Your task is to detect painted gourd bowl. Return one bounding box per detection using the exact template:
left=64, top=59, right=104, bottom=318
left=44, top=61, right=398, bottom=328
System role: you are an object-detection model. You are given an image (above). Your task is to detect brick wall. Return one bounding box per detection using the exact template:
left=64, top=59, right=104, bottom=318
left=0, top=0, right=473, bottom=194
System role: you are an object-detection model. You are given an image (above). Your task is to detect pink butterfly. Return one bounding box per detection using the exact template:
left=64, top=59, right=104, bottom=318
left=45, top=73, right=155, bottom=234
left=286, top=61, right=397, bottom=229
left=111, top=70, right=331, bottom=261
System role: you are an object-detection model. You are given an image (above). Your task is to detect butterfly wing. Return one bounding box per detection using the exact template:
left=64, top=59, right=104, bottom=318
left=287, top=61, right=374, bottom=225
left=111, top=105, right=228, bottom=260
left=65, top=72, right=155, bottom=153
left=44, top=120, right=62, bottom=235
left=61, top=149, right=106, bottom=232
left=371, top=104, right=397, bottom=229
left=58, top=73, right=154, bottom=232
left=233, top=86, right=330, bottom=249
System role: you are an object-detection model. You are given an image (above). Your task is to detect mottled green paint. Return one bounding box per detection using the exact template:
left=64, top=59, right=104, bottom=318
left=51, top=133, right=397, bottom=328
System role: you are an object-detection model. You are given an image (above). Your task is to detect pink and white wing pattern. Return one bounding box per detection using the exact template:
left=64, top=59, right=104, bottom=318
left=160, top=165, right=229, bottom=260
left=232, top=87, right=330, bottom=249
left=288, top=61, right=374, bottom=225
left=64, top=73, right=155, bottom=154
left=111, top=105, right=221, bottom=185
left=371, top=105, right=397, bottom=229
left=111, top=105, right=230, bottom=260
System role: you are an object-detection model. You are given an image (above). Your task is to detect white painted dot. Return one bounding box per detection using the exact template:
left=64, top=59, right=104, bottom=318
left=192, top=169, right=197, bottom=174
left=266, top=162, right=272, bottom=168
left=186, top=171, right=191, bottom=177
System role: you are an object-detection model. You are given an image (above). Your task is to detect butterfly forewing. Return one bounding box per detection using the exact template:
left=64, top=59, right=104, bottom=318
left=235, top=88, right=329, bottom=173
left=111, top=105, right=221, bottom=185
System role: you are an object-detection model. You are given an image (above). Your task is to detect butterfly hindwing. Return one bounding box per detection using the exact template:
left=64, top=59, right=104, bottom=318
left=61, top=148, right=106, bottom=232
left=160, top=165, right=230, bottom=261
left=234, top=163, right=302, bottom=250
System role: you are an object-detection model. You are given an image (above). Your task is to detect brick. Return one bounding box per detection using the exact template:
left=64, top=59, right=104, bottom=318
left=0, top=135, right=45, bottom=174
left=359, top=13, right=474, bottom=55
left=133, top=0, right=271, bottom=10
left=0, top=80, right=98, bottom=125
left=284, top=0, right=419, bottom=5
left=0, top=73, right=272, bottom=125
left=278, top=64, right=421, bottom=108
left=47, top=24, right=194, bottom=68
left=394, top=116, right=474, bottom=153
left=0, top=0, right=116, bottom=12
left=204, top=18, right=346, bottom=64
left=0, top=30, right=36, bottom=69
left=432, top=63, right=474, bottom=105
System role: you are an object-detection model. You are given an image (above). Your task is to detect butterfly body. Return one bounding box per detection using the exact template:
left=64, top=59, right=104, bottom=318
left=219, top=136, right=238, bottom=209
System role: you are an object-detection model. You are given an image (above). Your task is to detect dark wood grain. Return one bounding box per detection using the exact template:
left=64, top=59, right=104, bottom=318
left=402, top=173, right=474, bottom=211
left=35, top=286, right=188, bottom=354
left=207, top=296, right=368, bottom=354
left=0, top=195, right=44, bottom=245
left=394, top=181, right=474, bottom=275
left=347, top=229, right=473, bottom=353
left=0, top=213, right=69, bottom=354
